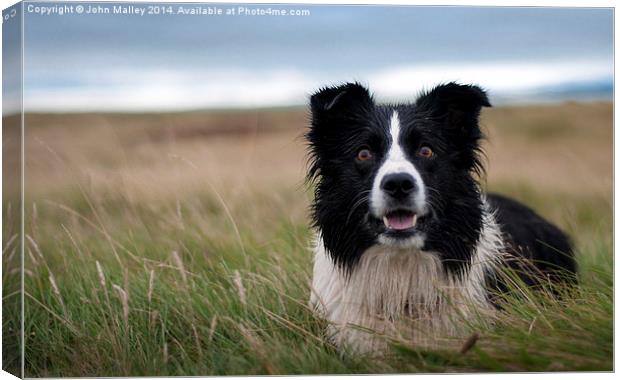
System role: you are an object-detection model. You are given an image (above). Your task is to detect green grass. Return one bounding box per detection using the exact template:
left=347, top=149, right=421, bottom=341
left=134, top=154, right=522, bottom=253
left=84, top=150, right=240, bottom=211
left=3, top=182, right=612, bottom=376
left=2, top=103, right=613, bottom=376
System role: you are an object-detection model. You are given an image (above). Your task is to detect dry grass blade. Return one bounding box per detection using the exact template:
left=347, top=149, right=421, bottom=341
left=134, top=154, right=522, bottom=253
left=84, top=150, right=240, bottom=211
left=191, top=323, right=203, bottom=358
left=161, top=318, right=169, bottom=364
left=112, top=284, right=130, bottom=330
left=95, top=260, right=112, bottom=310
left=171, top=251, right=188, bottom=287
left=238, top=324, right=275, bottom=375
left=260, top=306, right=333, bottom=348
left=233, top=270, right=246, bottom=306
left=208, top=315, right=218, bottom=343
left=459, top=333, right=479, bottom=354
left=147, top=269, right=155, bottom=305
left=48, top=272, right=67, bottom=316
left=2, top=234, right=18, bottom=255
left=26, top=234, right=45, bottom=261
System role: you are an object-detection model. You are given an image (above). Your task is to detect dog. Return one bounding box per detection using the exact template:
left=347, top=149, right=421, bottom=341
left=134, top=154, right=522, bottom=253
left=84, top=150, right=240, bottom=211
left=306, top=82, right=576, bottom=353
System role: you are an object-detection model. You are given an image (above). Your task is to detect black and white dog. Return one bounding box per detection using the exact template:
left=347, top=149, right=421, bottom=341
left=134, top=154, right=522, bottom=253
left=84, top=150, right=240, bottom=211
left=306, top=82, right=576, bottom=353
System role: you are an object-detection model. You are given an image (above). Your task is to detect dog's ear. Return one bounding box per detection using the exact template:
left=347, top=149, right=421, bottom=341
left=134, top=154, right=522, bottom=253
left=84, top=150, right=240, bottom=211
left=310, top=82, right=374, bottom=121
left=416, top=83, right=490, bottom=174
left=415, top=82, right=490, bottom=135
left=307, top=83, right=374, bottom=181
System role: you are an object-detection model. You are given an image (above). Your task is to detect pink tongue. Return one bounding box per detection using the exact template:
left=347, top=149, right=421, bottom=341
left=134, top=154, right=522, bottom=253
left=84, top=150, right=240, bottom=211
left=387, top=214, right=414, bottom=230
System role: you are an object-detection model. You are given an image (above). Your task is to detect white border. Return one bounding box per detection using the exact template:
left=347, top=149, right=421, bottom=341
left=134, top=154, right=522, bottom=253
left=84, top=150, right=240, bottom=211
left=0, top=1, right=616, bottom=379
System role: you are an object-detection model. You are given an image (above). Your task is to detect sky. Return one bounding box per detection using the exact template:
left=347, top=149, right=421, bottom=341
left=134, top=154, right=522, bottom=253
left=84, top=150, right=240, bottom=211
left=3, top=2, right=614, bottom=112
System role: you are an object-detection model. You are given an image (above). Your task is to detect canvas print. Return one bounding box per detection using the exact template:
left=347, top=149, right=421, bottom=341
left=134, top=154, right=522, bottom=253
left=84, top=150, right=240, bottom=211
left=2, top=1, right=613, bottom=376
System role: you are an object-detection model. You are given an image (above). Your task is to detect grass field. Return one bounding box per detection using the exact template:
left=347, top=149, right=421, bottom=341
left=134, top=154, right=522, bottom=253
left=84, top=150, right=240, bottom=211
left=2, top=102, right=613, bottom=376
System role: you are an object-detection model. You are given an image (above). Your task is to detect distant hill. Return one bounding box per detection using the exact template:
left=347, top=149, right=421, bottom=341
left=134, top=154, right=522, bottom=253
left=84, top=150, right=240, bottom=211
left=495, top=79, right=613, bottom=105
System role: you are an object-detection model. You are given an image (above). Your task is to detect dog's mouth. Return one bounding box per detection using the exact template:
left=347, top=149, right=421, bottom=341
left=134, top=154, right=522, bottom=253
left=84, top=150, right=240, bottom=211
left=375, top=208, right=430, bottom=240
left=382, top=209, right=418, bottom=231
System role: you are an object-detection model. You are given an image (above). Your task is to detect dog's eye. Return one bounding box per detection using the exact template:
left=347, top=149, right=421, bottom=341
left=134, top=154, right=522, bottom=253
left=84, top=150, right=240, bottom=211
left=417, top=146, right=433, bottom=158
left=357, top=148, right=373, bottom=161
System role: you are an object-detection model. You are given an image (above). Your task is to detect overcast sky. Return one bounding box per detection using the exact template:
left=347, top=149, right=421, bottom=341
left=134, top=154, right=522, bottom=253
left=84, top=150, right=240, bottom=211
left=4, top=3, right=614, bottom=112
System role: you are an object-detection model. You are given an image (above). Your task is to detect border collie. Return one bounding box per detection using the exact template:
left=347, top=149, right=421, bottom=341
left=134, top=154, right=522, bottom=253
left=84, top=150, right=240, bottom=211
left=306, top=82, right=576, bottom=353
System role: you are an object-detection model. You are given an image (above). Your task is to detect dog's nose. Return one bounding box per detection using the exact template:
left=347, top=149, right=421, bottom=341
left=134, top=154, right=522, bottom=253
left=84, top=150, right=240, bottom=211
left=381, top=173, right=416, bottom=199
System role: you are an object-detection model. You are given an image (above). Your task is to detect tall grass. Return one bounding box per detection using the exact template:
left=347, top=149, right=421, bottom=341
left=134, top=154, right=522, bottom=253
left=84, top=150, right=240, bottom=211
left=2, top=103, right=613, bottom=375
left=2, top=184, right=610, bottom=376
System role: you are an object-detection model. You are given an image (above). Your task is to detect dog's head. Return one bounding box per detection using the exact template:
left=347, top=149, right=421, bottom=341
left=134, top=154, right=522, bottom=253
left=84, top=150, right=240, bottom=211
left=306, top=82, right=491, bottom=274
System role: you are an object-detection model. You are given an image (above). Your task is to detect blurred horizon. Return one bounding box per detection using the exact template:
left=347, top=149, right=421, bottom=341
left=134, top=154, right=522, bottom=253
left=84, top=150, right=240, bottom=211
left=3, top=3, right=614, bottom=113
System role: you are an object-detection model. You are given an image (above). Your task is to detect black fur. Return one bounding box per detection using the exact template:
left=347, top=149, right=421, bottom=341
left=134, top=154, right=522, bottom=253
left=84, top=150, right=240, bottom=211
left=306, top=81, right=576, bottom=285
left=307, top=83, right=380, bottom=271
left=487, top=193, right=577, bottom=289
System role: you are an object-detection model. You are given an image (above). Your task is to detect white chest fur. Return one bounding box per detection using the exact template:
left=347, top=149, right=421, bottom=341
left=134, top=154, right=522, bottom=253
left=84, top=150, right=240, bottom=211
left=309, top=210, right=505, bottom=353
